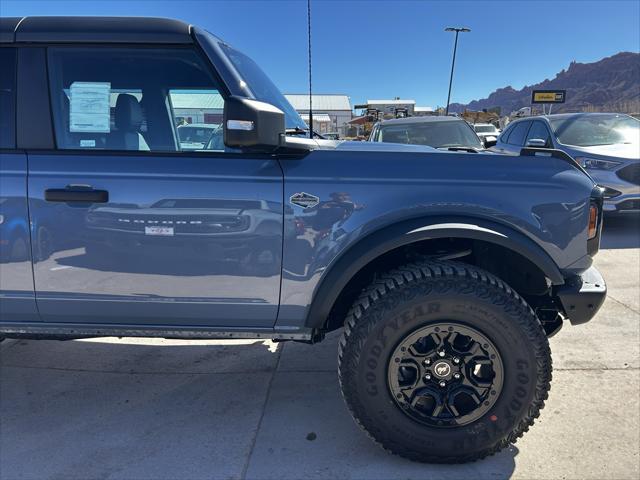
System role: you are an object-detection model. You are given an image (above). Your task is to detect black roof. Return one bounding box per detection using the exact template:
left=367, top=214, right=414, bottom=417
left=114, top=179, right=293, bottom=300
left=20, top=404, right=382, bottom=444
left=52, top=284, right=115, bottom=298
left=0, top=16, right=193, bottom=44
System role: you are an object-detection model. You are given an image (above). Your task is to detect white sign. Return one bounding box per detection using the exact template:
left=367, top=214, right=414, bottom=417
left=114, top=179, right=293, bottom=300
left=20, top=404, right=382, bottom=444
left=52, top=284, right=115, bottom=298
left=69, top=82, right=111, bottom=133
left=145, top=226, right=174, bottom=236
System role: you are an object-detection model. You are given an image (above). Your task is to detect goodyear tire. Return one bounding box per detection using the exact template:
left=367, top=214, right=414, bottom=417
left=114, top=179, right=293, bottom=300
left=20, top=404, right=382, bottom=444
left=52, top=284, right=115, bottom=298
left=338, top=260, right=552, bottom=463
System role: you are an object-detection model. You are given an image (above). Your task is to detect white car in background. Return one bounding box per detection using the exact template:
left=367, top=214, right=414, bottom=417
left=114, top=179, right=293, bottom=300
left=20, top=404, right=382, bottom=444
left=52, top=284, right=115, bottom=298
left=471, top=123, right=501, bottom=147
left=177, top=123, right=220, bottom=150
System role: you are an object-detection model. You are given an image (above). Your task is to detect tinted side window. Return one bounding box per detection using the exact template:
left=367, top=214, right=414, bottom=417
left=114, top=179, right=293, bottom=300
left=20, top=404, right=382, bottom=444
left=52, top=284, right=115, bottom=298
left=506, top=121, right=530, bottom=146
left=0, top=48, right=17, bottom=149
left=499, top=124, right=513, bottom=144
left=526, top=121, right=552, bottom=147
left=48, top=47, right=226, bottom=152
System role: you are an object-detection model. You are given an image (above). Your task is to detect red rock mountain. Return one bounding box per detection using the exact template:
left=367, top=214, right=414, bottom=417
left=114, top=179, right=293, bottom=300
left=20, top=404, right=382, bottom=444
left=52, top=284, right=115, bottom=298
left=449, top=52, right=639, bottom=114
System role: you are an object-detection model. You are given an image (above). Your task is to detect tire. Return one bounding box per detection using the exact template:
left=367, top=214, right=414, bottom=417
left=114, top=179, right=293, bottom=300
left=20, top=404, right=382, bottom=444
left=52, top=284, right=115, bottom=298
left=338, top=260, right=552, bottom=463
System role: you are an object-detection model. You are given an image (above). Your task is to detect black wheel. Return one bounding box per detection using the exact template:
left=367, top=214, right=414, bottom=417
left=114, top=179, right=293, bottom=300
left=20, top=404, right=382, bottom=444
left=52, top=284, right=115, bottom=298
left=338, top=260, right=552, bottom=463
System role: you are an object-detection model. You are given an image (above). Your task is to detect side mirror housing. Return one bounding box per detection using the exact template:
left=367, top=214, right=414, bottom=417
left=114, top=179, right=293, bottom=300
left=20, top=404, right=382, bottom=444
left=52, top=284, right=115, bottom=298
left=224, top=96, right=285, bottom=150
left=526, top=138, right=547, bottom=148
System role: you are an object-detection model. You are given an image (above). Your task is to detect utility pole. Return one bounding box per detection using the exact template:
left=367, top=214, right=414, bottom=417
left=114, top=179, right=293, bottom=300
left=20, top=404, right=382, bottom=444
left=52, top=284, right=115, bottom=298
left=444, top=27, right=470, bottom=116
left=307, top=0, right=313, bottom=138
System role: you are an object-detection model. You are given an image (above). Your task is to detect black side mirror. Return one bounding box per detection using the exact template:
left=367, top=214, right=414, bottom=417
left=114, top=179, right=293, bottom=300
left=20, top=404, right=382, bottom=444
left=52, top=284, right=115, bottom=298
left=223, top=96, right=285, bottom=150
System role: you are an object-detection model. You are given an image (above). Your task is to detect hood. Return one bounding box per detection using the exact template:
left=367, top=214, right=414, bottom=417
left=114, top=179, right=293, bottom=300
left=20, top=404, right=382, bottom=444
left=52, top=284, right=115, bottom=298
left=566, top=143, right=640, bottom=161
left=325, top=140, right=497, bottom=155
left=329, top=140, right=439, bottom=153
left=283, top=137, right=493, bottom=155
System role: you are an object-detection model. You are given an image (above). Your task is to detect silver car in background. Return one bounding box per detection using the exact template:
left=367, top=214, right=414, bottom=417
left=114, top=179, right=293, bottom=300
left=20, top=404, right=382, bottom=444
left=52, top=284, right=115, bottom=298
left=492, top=113, right=640, bottom=214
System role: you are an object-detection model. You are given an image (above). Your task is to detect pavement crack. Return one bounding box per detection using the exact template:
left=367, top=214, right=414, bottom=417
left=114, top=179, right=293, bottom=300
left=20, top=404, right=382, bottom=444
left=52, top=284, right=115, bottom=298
left=607, top=295, right=640, bottom=315
left=240, top=341, right=283, bottom=480
left=555, top=367, right=639, bottom=371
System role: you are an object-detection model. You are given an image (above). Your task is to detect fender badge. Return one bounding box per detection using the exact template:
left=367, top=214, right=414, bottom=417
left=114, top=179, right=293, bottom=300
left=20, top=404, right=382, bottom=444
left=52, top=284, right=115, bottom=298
left=290, top=192, right=319, bottom=209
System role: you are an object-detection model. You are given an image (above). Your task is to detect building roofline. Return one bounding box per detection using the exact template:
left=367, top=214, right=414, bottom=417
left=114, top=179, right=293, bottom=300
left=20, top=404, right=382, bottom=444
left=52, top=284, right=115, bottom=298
left=284, top=93, right=351, bottom=97
left=366, top=99, right=417, bottom=104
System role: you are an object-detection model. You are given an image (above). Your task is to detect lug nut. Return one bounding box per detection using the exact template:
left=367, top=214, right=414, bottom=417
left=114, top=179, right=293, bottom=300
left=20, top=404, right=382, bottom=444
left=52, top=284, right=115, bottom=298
left=453, top=373, right=461, bottom=380
left=424, top=374, right=431, bottom=381
left=423, top=359, right=431, bottom=366
left=438, top=351, right=446, bottom=357
left=453, top=357, right=460, bottom=364
left=439, top=381, right=446, bottom=388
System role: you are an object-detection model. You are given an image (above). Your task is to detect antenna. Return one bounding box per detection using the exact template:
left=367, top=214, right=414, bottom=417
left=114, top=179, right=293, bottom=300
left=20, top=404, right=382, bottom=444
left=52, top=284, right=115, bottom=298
left=307, top=0, right=313, bottom=138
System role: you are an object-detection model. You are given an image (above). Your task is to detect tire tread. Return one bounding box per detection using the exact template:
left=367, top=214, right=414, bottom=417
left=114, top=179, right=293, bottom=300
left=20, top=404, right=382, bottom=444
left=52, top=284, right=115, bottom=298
left=337, top=259, right=552, bottom=463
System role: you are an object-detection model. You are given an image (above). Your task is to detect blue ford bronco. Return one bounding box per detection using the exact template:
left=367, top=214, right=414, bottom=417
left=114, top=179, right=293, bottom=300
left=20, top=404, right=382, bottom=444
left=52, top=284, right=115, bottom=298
left=0, top=17, right=607, bottom=463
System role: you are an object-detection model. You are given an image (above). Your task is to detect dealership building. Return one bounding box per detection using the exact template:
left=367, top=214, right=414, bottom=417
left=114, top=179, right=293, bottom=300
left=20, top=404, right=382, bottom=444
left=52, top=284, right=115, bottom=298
left=362, top=99, right=434, bottom=118
left=284, top=94, right=352, bottom=136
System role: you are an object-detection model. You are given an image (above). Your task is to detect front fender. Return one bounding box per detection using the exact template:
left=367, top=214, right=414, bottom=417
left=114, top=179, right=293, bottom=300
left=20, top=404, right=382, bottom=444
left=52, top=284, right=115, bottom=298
left=274, top=148, right=594, bottom=332
left=300, top=216, right=564, bottom=330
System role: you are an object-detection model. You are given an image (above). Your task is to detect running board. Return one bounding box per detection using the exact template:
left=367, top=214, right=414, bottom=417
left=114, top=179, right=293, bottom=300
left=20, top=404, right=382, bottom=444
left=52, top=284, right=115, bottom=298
left=0, top=323, right=317, bottom=342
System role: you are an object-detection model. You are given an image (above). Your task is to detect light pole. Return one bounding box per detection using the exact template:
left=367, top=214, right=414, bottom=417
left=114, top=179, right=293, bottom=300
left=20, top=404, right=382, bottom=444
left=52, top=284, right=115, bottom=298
left=444, top=27, right=470, bottom=115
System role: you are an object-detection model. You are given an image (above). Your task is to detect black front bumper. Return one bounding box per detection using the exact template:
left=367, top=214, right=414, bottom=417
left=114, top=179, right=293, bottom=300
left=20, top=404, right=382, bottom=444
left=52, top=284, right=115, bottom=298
left=555, top=266, right=607, bottom=325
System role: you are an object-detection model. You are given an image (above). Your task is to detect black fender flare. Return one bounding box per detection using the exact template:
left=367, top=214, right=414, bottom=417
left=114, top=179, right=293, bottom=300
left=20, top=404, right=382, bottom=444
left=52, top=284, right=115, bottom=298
left=305, top=215, right=564, bottom=330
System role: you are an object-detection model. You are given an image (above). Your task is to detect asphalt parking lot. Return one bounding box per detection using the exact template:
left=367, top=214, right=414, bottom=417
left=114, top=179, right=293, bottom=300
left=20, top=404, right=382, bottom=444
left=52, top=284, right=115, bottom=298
left=1, top=216, right=638, bottom=480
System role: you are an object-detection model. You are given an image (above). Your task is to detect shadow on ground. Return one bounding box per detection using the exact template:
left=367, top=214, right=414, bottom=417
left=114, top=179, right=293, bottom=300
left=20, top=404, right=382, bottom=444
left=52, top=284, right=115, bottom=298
left=0, top=336, right=518, bottom=480
left=600, top=214, right=640, bottom=249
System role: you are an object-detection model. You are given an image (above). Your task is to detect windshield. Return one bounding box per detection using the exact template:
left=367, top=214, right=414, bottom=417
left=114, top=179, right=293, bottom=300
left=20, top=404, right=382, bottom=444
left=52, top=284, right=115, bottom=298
left=549, top=114, right=640, bottom=147
left=219, top=44, right=308, bottom=131
left=474, top=125, right=497, bottom=133
left=374, top=120, right=483, bottom=149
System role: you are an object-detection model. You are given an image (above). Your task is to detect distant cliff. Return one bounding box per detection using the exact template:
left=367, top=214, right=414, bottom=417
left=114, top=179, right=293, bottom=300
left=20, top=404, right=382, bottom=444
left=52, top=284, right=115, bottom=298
left=449, top=52, right=640, bottom=114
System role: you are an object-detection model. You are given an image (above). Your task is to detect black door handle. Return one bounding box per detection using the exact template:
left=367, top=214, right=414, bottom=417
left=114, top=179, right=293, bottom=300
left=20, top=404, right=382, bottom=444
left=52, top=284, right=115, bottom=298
left=45, top=187, right=109, bottom=203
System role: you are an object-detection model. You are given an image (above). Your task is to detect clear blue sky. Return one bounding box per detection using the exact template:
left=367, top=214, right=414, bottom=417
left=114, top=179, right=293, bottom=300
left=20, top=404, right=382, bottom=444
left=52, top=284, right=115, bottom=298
left=2, top=0, right=639, bottom=109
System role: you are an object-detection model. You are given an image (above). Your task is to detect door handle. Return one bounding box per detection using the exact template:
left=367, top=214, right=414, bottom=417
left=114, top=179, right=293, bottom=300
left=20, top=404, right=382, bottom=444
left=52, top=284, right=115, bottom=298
left=45, top=186, right=109, bottom=203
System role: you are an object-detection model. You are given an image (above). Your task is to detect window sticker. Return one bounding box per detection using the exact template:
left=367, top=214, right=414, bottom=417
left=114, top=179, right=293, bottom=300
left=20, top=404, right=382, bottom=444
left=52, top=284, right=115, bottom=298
left=69, top=82, right=111, bottom=133
left=79, top=139, right=96, bottom=147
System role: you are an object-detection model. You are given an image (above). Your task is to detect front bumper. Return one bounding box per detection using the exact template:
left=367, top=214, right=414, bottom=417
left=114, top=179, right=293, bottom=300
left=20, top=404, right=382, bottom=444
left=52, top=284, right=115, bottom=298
left=588, top=169, right=640, bottom=214
left=555, top=266, right=607, bottom=325
left=603, top=195, right=640, bottom=214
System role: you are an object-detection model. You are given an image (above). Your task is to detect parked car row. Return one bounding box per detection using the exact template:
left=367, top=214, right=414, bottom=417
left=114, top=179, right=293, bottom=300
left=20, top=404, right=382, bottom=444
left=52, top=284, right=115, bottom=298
left=368, top=112, right=639, bottom=214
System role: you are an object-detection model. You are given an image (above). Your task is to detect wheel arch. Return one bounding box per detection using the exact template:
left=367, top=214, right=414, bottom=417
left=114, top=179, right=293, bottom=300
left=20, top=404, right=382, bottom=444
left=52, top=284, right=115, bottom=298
left=305, top=215, right=564, bottom=331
